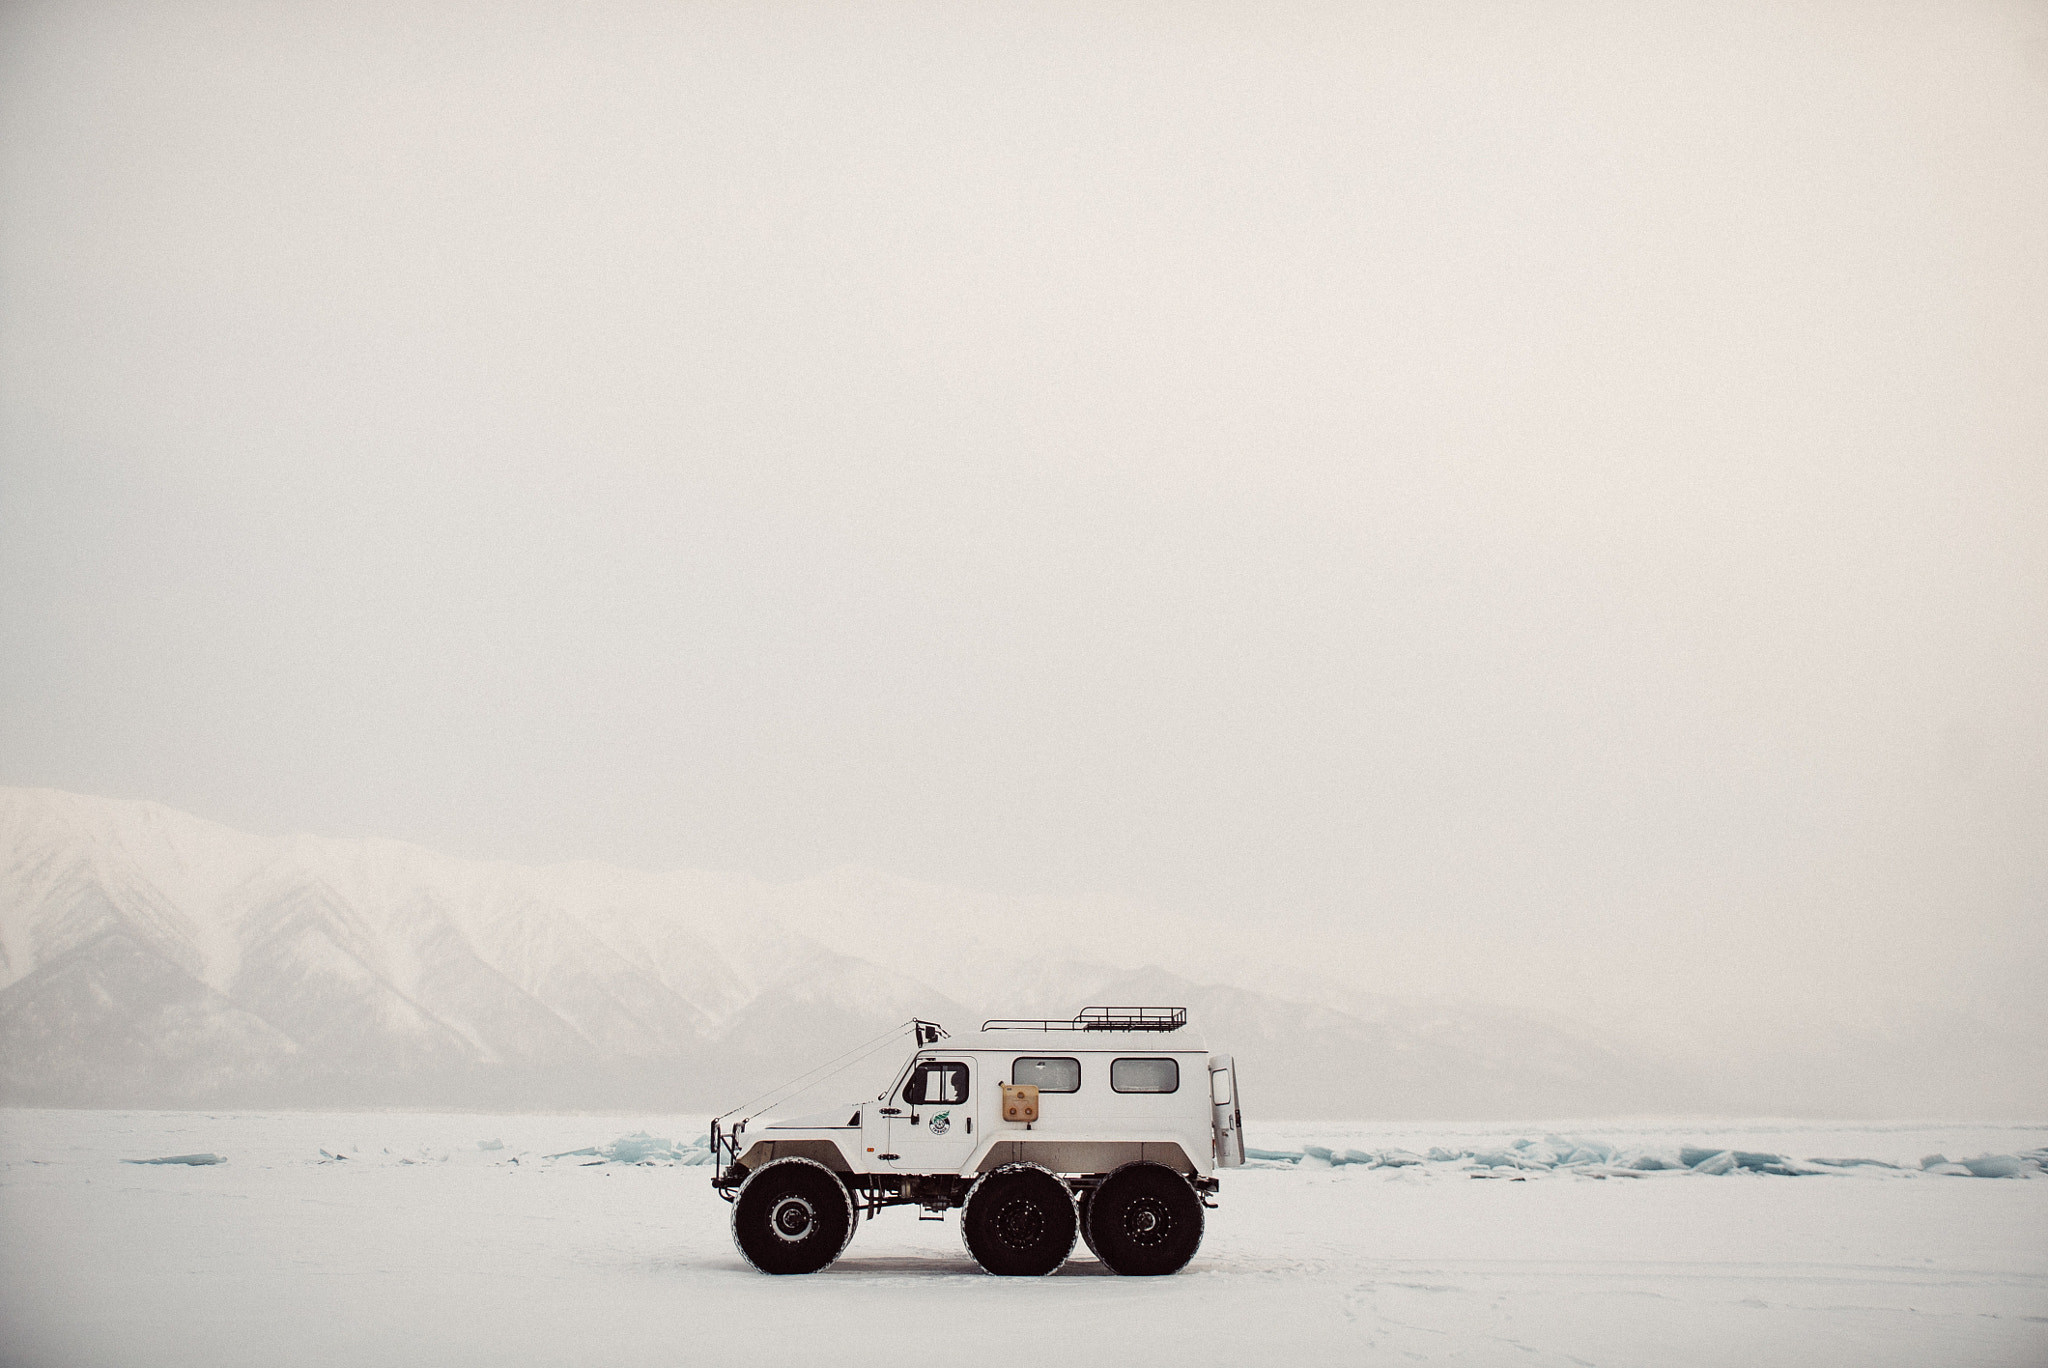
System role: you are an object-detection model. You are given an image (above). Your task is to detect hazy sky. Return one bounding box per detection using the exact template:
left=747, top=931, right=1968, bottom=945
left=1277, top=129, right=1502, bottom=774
left=3, top=0, right=2044, bottom=1031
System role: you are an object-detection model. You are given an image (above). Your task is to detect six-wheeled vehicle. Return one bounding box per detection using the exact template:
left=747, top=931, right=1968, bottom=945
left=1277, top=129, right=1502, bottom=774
left=710, top=1007, right=1245, bottom=1276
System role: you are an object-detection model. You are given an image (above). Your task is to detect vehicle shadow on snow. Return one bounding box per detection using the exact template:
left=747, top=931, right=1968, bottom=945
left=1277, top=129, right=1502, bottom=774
left=687, top=1254, right=1122, bottom=1278
left=824, top=1254, right=1119, bottom=1278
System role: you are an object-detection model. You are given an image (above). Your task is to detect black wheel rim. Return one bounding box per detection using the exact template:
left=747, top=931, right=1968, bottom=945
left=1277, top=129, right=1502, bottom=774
left=1122, top=1195, right=1172, bottom=1247
left=994, top=1197, right=1046, bottom=1249
left=770, top=1194, right=817, bottom=1242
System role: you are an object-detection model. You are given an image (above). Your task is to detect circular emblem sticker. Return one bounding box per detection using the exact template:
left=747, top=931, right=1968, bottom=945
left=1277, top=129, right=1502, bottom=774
left=929, top=1110, right=951, bottom=1135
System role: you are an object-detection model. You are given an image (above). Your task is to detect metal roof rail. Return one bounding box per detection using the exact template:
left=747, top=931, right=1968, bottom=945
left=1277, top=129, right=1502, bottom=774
left=980, top=1006, right=1188, bottom=1033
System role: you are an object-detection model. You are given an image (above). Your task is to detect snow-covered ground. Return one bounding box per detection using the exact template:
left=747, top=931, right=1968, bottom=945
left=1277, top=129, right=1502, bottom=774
left=2, top=1110, right=2043, bottom=1368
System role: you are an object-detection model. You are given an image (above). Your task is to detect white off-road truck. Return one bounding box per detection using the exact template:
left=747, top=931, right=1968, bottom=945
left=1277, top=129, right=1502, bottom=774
left=709, top=1006, right=1245, bottom=1276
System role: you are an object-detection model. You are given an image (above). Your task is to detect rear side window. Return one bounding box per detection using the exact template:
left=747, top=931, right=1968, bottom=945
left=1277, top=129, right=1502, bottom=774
left=1011, top=1057, right=1080, bottom=1093
left=903, top=1062, right=969, bottom=1105
left=1111, top=1057, right=1179, bottom=1093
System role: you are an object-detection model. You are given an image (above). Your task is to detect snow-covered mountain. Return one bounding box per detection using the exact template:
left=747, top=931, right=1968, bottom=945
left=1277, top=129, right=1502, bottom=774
left=6, top=786, right=2012, bottom=1118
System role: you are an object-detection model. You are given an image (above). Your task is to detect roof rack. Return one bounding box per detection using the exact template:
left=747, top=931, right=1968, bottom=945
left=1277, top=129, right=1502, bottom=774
left=980, top=1006, right=1188, bottom=1033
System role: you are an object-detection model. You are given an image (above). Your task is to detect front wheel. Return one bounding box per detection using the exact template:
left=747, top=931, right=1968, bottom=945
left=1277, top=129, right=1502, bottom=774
left=961, top=1163, right=1077, bottom=1276
left=1085, top=1161, right=1203, bottom=1275
left=731, top=1157, right=854, bottom=1274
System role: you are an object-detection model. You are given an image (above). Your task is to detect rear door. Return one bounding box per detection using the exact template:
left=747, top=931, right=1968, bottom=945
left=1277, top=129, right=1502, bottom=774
left=1209, top=1054, right=1245, bottom=1166
left=886, top=1057, right=977, bottom=1174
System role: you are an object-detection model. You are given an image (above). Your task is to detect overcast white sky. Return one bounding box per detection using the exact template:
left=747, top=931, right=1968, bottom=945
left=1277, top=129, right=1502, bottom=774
left=2, top=0, right=2044, bottom=1034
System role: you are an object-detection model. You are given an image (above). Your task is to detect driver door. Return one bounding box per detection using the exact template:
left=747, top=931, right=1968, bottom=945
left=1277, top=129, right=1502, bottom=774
left=887, top=1058, right=977, bottom=1174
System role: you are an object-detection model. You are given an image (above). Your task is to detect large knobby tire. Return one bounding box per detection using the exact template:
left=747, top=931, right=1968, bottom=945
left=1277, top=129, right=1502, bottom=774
left=732, top=1157, right=854, bottom=1274
left=1086, top=1161, right=1204, bottom=1276
left=961, top=1163, right=1078, bottom=1276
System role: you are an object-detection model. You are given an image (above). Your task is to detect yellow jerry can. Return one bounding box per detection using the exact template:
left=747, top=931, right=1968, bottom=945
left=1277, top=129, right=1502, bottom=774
left=1000, top=1083, right=1039, bottom=1123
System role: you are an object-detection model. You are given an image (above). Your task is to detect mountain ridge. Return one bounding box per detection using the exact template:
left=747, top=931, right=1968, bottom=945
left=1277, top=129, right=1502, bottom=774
left=3, top=787, right=2034, bottom=1118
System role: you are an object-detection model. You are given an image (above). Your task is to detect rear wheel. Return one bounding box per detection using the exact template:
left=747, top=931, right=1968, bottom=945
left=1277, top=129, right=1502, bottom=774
left=731, top=1157, right=854, bottom=1274
left=961, top=1163, right=1077, bottom=1276
left=1086, top=1161, right=1203, bottom=1276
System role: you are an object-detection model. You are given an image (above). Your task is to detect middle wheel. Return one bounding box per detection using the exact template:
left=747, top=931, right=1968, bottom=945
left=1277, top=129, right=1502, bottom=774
left=961, top=1163, right=1077, bottom=1276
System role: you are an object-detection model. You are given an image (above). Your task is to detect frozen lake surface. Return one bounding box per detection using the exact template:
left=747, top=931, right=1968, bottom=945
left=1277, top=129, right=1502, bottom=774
left=3, top=1110, right=2044, bottom=1367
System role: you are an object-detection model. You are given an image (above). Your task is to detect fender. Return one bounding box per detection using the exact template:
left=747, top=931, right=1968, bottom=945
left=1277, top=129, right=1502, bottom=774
left=736, top=1137, right=854, bottom=1172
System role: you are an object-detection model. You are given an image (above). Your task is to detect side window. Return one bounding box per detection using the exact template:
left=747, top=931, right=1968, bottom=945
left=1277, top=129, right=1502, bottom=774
left=1111, top=1057, right=1179, bottom=1094
left=1011, top=1057, right=1080, bottom=1093
left=903, top=1062, right=969, bottom=1105
left=1210, top=1067, right=1232, bottom=1105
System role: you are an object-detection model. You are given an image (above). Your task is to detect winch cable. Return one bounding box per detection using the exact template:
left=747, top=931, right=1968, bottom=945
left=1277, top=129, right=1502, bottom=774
left=717, top=1019, right=921, bottom=1124
left=731, top=1024, right=915, bottom=1124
